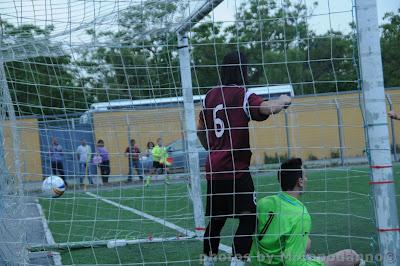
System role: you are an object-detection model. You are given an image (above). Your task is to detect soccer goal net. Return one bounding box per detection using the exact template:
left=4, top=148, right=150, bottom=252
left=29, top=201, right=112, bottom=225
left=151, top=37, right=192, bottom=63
left=0, top=0, right=398, bottom=265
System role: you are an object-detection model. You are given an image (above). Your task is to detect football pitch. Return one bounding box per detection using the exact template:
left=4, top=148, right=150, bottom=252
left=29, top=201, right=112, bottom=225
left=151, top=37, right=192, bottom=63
left=39, top=164, right=400, bottom=265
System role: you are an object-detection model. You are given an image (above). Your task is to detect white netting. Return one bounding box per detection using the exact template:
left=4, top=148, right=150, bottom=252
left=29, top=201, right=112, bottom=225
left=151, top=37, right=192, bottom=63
left=0, top=0, right=398, bottom=265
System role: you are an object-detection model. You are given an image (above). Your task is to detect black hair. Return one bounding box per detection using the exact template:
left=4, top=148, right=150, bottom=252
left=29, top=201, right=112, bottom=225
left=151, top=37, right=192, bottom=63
left=147, top=141, right=155, bottom=149
left=220, top=51, right=248, bottom=85
left=277, top=158, right=303, bottom=191
left=97, top=139, right=104, bottom=144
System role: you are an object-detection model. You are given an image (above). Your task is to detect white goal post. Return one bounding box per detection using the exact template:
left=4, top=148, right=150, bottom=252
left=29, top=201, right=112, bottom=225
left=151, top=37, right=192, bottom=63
left=355, top=0, right=400, bottom=265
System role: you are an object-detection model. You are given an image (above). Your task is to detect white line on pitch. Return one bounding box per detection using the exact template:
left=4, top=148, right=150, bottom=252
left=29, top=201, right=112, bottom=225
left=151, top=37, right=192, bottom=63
left=85, top=191, right=232, bottom=254
left=35, top=201, right=62, bottom=266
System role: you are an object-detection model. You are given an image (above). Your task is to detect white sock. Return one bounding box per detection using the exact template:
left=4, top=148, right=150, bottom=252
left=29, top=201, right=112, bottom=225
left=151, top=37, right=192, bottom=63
left=230, top=256, right=246, bottom=266
left=203, top=255, right=215, bottom=266
left=359, top=259, right=366, bottom=266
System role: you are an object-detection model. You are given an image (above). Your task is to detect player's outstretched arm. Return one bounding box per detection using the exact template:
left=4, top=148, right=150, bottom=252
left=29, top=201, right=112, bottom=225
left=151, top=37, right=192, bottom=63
left=388, top=110, right=400, bottom=120
left=259, top=95, right=292, bottom=116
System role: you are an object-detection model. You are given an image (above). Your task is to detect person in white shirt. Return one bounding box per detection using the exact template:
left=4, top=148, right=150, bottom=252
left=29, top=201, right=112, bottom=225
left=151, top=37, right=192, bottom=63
left=76, top=139, right=93, bottom=185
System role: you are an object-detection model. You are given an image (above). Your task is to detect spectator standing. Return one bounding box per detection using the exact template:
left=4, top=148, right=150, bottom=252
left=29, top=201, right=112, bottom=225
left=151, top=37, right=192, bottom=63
left=125, top=139, right=143, bottom=182
left=144, top=141, right=155, bottom=186
left=96, top=139, right=110, bottom=184
left=152, top=138, right=170, bottom=173
left=146, top=141, right=155, bottom=157
left=49, top=137, right=67, bottom=186
left=150, top=137, right=171, bottom=185
left=76, top=139, right=93, bottom=185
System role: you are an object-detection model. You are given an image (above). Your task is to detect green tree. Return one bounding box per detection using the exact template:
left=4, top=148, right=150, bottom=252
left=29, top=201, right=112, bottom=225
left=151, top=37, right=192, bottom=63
left=225, top=0, right=313, bottom=90
left=190, top=21, right=230, bottom=94
left=304, top=30, right=357, bottom=94
left=0, top=19, right=85, bottom=115
left=78, top=0, right=366, bottom=98
left=222, top=0, right=358, bottom=95
left=381, top=10, right=400, bottom=87
left=78, top=0, right=184, bottom=101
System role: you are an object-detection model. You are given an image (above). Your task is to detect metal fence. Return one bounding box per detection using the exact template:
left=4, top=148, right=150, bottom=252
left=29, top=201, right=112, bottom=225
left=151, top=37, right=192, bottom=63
left=39, top=118, right=97, bottom=184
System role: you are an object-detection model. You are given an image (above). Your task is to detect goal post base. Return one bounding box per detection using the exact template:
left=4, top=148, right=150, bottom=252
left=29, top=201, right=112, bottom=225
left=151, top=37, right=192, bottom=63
left=28, top=235, right=197, bottom=253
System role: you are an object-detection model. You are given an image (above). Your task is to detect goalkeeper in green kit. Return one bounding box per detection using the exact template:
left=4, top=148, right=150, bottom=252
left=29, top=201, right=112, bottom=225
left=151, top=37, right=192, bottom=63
left=251, top=158, right=363, bottom=266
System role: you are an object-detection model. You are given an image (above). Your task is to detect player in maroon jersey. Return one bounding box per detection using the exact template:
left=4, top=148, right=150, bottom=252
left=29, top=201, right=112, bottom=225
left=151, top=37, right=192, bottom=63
left=197, top=51, right=292, bottom=266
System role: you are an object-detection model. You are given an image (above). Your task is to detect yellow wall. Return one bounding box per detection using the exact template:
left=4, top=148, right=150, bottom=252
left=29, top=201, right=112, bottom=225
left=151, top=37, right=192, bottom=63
left=93, top=108, right=185, bottom=175
left=92, top=90, right=400, bottom=176
left=94, top=91, right=400, bottom=174
left=3, top=118, right=42, bottom=181
left=6, top=90, right=400, bottom=181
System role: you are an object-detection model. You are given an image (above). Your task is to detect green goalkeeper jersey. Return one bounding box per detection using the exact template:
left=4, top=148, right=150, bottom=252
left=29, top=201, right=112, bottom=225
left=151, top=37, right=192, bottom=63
left=250, top=192, right=324, bottom=266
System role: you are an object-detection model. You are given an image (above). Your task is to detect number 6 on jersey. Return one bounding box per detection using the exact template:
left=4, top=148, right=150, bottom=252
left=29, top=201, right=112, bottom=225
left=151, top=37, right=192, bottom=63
left=213, top=104, right=225, bottom=138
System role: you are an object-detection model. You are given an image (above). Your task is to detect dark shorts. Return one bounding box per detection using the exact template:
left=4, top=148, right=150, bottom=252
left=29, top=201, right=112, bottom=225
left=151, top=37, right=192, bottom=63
left=205, top=174, right=256, bottom=218
left=153, top=161, right=165, bottom=169
left=99, top=160, right=110, bottom=175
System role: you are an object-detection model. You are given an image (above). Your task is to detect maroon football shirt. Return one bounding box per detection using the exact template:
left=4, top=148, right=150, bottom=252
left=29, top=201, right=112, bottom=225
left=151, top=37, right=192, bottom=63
left=199, top=85, right=269, bottom=180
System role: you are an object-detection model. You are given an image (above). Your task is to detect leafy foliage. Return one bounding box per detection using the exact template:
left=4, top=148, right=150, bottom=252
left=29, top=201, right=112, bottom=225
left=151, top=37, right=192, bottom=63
left=1, top=3, right=399, bottom=116
left=77, top=1, right=183, bottom=102
left=224, top=0, right=358, bottom=94
left=381, top=10, right=400, bottom=87
left=0, top=19, right=86, bottom=115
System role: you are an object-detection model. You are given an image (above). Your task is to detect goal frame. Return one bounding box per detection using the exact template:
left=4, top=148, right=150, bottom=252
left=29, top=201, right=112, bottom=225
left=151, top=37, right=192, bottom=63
left=355, top=0, right=400, bottom=265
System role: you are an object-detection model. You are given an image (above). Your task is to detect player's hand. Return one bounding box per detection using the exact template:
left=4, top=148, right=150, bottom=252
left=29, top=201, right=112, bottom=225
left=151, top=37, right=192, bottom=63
left=388, top=110, right=399, bottom=120
left=279, top=95, right=292, bottom=109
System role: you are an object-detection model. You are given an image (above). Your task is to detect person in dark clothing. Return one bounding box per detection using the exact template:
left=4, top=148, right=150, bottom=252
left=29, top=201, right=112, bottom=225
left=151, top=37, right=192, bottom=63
left=96, top=139, right=110, bottom=184
left=125, top=139, right=143, bottom=182
left=49, top=137, right=67, bottom=186
left=197, top=51, right=291, bottom=265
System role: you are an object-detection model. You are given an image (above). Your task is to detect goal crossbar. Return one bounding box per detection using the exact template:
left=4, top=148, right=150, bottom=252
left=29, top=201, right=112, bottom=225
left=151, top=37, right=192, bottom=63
left=175, top=0, right=224, bottom=34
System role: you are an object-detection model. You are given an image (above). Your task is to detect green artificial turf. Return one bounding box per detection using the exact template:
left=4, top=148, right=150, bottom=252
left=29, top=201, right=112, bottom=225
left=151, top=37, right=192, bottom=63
left=39, top=164, right=400, bottom=265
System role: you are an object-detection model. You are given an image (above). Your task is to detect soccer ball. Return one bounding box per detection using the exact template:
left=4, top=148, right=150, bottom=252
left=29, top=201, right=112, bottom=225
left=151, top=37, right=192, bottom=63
left=42, top=175, right=66, bottom=198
